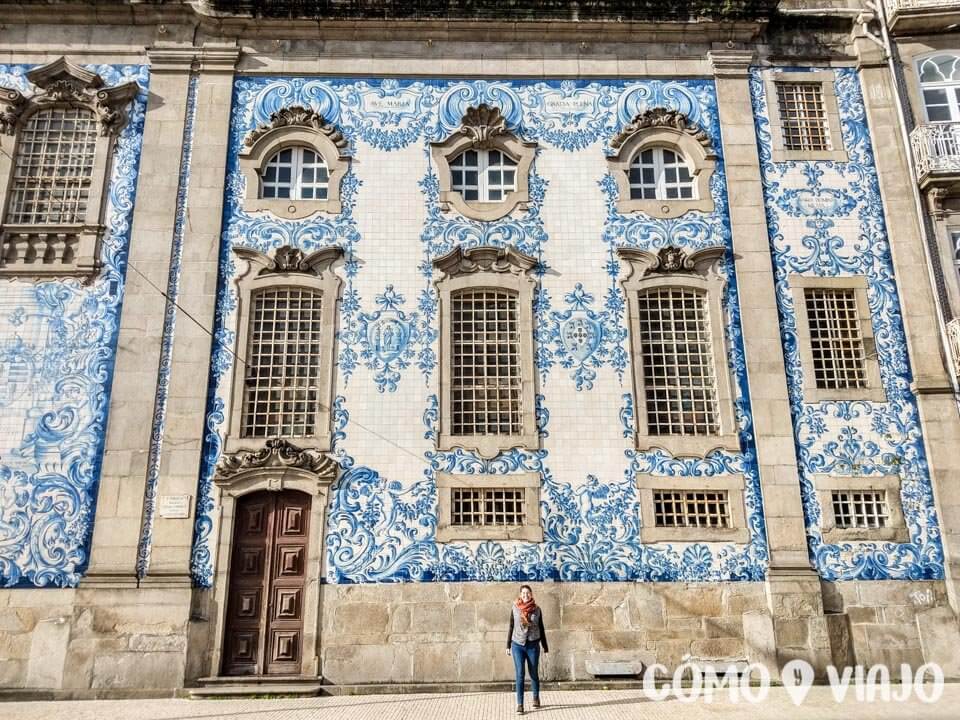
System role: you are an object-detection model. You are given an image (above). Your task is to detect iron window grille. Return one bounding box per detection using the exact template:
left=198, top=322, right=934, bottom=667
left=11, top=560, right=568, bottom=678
left=831, top=490, right=889, bottom=529
left=803, top=287, right=868, bottom=391
left=776, top=82, right=830, bottom=152
left=451, top=487, right=525, bottom=526
left=636, top=286, right=719, bottom=436
left=241, top=287, right=324, bottom=438
left=653, top=489, right=731, bottom=528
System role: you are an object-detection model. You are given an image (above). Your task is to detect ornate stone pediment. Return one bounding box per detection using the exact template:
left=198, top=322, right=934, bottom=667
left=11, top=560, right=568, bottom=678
left=216, top=439, right=338, bottom=485
left=234, top=244, right=343, bottom=279
left=610, top=107, right=713, bottom=154
left=617, top=245, right=725, bottom=280
left=433, top=245, right=538, bottom=280
left=0, top=56, right=139, bottom=137
left=243, top=105, right=349, bottom=155
left=458, top=103, right=510, bottom=147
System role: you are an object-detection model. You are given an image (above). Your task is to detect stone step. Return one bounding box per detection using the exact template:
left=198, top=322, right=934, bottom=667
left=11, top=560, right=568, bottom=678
left=189, top=677, right=325, bottom=698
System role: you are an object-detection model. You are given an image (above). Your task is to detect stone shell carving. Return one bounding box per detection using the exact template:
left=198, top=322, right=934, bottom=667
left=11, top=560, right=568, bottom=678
left=610, top=107, right=713, bottom=154
left=216, top=438, right=339, bottom=482
left=253, top=244, right=344, bottom=277
left=244, top=104, right=349, bottom=154
left=618, top=244, right=726, bottom=281
left=458, top=103, right=509, bottom=147
left=432, top=244, right=538, bottom=279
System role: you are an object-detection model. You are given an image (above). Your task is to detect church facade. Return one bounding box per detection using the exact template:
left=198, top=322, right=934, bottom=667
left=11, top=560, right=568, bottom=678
left=2, top=0, right=960, bottom=696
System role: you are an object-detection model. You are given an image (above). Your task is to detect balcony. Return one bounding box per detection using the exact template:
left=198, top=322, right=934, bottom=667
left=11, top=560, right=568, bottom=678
left=911, top=123, right=960, bottom=191
left=884, top=0, right=960, bottom=35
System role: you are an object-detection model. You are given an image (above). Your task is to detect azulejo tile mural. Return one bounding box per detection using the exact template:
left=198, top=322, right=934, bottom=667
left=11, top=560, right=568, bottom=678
left=0, top=63, right=150, bottom=588
left=191, top=76, right=772, bottom=587
left=750, top=67, right=944, bottom=580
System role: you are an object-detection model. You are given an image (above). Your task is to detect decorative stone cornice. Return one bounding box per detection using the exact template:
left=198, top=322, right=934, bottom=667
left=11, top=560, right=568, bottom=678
left=610, top=108, right=712, bottom=154
left=244, top=105, right=349, bottom=155
left=0, top=56, right=139, bottom=137
left=617, top=245, right=725, bottom=280
left=215, top=438, right=338, bottom=483
left=235, top=244, right=343, bottom=278
left=708, top=49, right=756, bottom=78
left=433, top=244, right=538, bottom=279
left=458, top=103, right=510, bottom=148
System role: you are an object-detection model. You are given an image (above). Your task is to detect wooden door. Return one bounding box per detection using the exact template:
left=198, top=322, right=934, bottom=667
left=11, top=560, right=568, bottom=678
left=222, top=490, right=311, bottom=676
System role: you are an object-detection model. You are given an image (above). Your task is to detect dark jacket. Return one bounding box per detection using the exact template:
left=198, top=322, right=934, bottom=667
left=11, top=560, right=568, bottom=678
left=507, top=604, right=549, bottom=651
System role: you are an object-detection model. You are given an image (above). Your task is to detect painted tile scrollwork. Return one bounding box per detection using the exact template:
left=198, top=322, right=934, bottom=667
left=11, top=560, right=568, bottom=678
left=750, top=67, right=944, bottom=581
left=0, top=64, right=149, bottom=587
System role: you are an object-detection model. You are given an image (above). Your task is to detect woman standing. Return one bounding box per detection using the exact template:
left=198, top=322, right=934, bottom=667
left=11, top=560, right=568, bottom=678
left=506, top=584, right=548, bottom=714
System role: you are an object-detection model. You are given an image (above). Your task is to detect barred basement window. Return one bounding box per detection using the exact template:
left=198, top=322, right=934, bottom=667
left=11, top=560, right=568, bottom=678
left=451, top=288, right=522, bottom=436
left=831, top=490, right=889, bottom=529
left=6, top=108, right=97, bottom=225
left=451, top=487, right=525, bottom=527
left=804, top=288, right=867, bottom=391
left=653, top=489, right=731, bottom=529
left=261, top=146, right=329, bottom=201
left=241, top=287, right=324, bottom=438
left=636, top=286, right=719, bottom=436
left=629, top=147, right=695, bottom=201
left=776, top=83, right=829, bottom=152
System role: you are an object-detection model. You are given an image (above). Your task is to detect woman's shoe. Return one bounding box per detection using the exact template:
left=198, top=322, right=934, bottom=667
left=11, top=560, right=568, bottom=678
left=532, top=698, right=541, bottom=709
left=516, top=704, right=524, bottom=715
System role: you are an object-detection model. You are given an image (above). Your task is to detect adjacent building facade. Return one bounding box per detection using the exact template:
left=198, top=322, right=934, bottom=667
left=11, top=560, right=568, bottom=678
left=2, top=0, right=960, bottom=697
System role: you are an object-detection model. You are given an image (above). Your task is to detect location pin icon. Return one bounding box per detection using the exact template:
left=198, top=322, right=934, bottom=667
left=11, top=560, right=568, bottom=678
left=781, top=659, right=814, bottom=706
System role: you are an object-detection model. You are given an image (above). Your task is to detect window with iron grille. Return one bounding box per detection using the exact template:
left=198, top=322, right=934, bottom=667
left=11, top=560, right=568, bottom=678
left=629, top=147, right=695, bottom=201
left=451, top=487, right=525, bottom=526
left=831, top=490, right=889, bottom=529
left=450, top=149, right=517, bottom=202
left=261, top=146, right=329, bottom=200
left=241, top=287, right=324, bottom=438
left=451, top=288, right=523, bottom=437
left=636, top=287, right=719, bottom=436
left=803, top=288, right=867, bottom=391
left=776, top=82, right=830, bottom=152
left=6, top=108, right=98, bottom=225
left=653, top=490, right=730, bottom=528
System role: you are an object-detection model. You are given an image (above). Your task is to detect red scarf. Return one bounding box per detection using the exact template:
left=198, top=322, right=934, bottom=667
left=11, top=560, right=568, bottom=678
left=516, top=595, right=538, bottom=628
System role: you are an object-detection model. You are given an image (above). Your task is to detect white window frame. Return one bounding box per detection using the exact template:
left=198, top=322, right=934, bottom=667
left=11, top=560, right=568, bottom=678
left=261, top=146, right=330, bottom=202
left=450, top=148, right=518, bottom=203
left=916, top=53, right=960, bottom=123
left=629, top=146, right=697, bottom=202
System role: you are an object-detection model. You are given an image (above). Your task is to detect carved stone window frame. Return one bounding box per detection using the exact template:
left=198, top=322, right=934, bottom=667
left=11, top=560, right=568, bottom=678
left=814, top=474, right=908, bottom=544
left=226, top=245, right=343, bottom=455
left=764, top=70, right=848, bottom=163
left=607, top=108, right=716, bottom=219
left=435, top=471, right=543, bottom=542
left=0, top=57, right=139, bottom=279
left=788, top=274, right=885, bottom=403
left=210, top=439, right=338, bottom=679
left=636, top=473, right=749, bottom=544
left=433, top=245, right=539, bottom=458
left=430, top=104, right=537, bottom=222
left=618, top=245, right=739, bottom=457
left=239, top=106, right=351, bottom=220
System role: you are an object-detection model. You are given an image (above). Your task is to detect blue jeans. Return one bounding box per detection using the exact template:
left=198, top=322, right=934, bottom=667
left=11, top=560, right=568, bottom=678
left=511, top=640, right=540, bottom=705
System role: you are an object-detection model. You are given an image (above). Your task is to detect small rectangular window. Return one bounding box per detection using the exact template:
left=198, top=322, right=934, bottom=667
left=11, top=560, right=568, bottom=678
left=636, top=287, right=719, bottom=436
left=831, top=490, right=888, bottom=529
left=776, top=82, right=830, bottom=152
left=653, top=489, right=730, bottom=529
left=803, top=288, right=867, bottom=391
left=241, top=287, right=324, bottom=438
left=451, top=487, right=525, bottom=527
left=451, top=288, right=523, bottom=437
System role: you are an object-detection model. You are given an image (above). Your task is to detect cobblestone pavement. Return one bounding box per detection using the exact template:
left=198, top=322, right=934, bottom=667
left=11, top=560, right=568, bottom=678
left=4, top=686, right=959, bottom=720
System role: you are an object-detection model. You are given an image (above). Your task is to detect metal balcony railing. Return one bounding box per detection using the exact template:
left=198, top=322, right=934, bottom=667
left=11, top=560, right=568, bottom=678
left=911, top=123, right=960, bottom=180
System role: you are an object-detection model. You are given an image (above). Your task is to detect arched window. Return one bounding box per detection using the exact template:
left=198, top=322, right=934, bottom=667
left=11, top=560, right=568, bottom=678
left=261, top=146, right=329, bottom=201
left=918, top=53, right=960, bottom=122
left=628, top=147, right=695, bottom=201
left=6, top=107, right=98, bottom=225
left=449, top=148, right=518, bottom=202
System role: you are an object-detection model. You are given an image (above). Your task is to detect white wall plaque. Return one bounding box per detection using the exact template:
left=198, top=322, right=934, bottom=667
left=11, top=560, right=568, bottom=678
left=158, top=494, right=192, bottom=519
